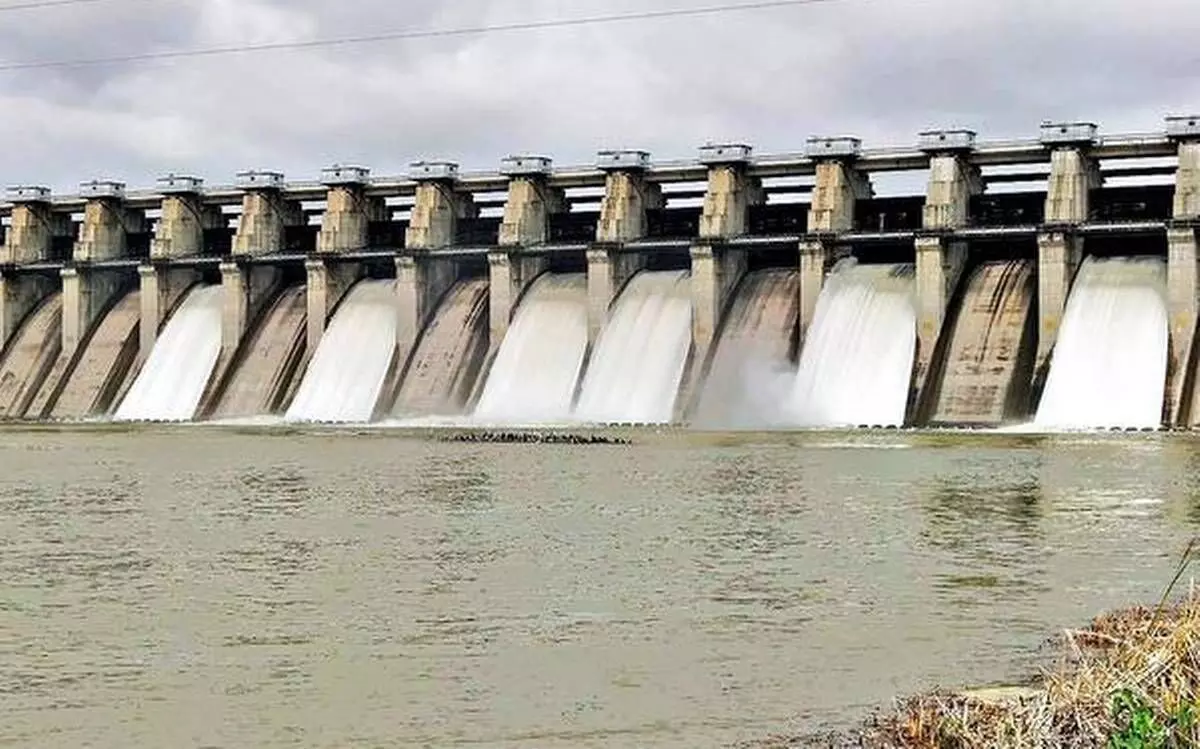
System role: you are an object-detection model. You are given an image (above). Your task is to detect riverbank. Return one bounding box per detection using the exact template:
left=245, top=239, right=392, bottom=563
left=760, top=591, right=1200, bottom=748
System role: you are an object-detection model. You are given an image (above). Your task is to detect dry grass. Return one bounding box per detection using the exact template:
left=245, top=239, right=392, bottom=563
left=859, top=594, right=1200, bottom=748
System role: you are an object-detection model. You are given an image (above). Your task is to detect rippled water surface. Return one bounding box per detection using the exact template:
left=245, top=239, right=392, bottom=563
left=3, top=427, right=1200, bottom=748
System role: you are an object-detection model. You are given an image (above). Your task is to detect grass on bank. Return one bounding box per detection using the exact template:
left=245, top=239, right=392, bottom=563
left=857, top=539, right=1200, bottom=749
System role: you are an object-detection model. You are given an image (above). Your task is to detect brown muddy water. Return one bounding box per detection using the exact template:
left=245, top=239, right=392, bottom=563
left=2, top=426, right=1199, bottom=747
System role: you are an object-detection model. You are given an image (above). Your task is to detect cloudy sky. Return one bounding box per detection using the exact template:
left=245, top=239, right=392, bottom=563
left=1, top=0, right=1198, bottom=191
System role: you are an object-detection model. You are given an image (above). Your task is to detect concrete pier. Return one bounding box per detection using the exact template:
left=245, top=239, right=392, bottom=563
left=588, top=151, right=662, bottom=341
left=690, top=144, right=760, bottom=383
left=317, top=166, right=386, bottom=254
left=1166, top=116, right=1200, bottom=424
left=304, top=260, right=362, bottom=356
left=0, top=272, right=56, bottom=350
left=1, top=188, right=66, bottom=350
left=220, top=261, right=280, bottom=354
left=137, top=265, right=199, bottom=362
left=152, top=176, right=224, bottom=259
left=396, top=162, right=474, bottom=372
left=798, top=137, right=870, bottom=339
left=74, top=181, right=145, bottom=263
left=1035, top=123, right=1101, bottom=387
left=912, top=131, right=981, bottom=408
left=232, top=172, right=302, bottom=257
left=2, top=187, right=70, bottom=265
left=490, top=157, right=563, bottom=347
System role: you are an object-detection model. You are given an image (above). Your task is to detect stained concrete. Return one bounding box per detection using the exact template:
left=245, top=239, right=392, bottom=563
left=498, top=177, right=564, bottom=247
left=75, top=198, right=145, bottom=263
left=807, top=160, right=870, bottom=234
left=152, top=194, right=224, bottom=259
left=233, top=190, right=302, bottom=256
left=698, top=165, right=763, bottom=240
left=318, top=185, right=386, bottom=254
left=2, top=202, right=71, bottom=265
left=405, top=182, right=476, bottom=251
left=595, top=170, right=663, bottom=244
left=61, top=267, right=131, bottom=357
left=220, top=262, right=281, bottom=354
left=0, top=273, right=57, bottom=350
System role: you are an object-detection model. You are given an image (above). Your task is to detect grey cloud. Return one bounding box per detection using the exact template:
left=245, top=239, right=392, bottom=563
left=1, top=0, right=1198, bottom=191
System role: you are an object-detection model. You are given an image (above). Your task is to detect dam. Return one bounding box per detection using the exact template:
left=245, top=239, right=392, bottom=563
left=2, top=117, right=1200, bottom=429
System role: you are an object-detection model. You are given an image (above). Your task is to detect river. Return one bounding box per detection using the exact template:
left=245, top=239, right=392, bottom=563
left=2, top=426, right=1198, bottom=747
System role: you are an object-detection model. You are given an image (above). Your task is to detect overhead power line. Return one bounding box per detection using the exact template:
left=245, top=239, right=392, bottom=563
left=0, top=0, right=124, bottom=11
left=0, top=0, right=845, bottom=72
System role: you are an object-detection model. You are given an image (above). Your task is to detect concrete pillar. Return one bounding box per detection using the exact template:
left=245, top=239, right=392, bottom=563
left=152, top=176, right=224, bottom=260
left=138, top=264, right=199, bottom=362
left=595, top=150, right=663, bottom=244
left=304, top=259, right=362, bottom=354
left=689, top=241, right=747, bottom=372
left=405, top=162, right=477, bottom=251
left=587, top=151, right=663, bottom=340
left=232, top=171, right=302, bottom=257
left=1034, top=124, right=1101, bottom=386
left=586, top=247, right=645, bottom=343
left=220, top=261, right=281, bottom=354
left=1168, top=227, right=1199, bottom=423
left=487, top=251, right=549, bottom=351
left=798, top=240, right=829, bottom=341
left=1040, top=123, right=1101, bottom=225
left=487, top=157, right=563, bottom=346
left=805, top=138, right=871, bottom=234
left=797, top=138, right=870, bottom=340
left=1035, top=230, right=1084, bottom=381
left=74, top=181, right=146, bottom=263
left=2, top=187, right=70, bottom=265
left=395, top=255, right=460, bottom=368
left=698, top=144, right=763, bottom=240
left=912, top=132, right=981, bottom=409
left=316, top=166, right=386, bottom=254
left=1164, top=117, right=1200, bottom=424
left=60, top=268, right=128, bottom=357
left=498, top=157, right=565, bottom=248
left=0, top=271, right=56, bottom=349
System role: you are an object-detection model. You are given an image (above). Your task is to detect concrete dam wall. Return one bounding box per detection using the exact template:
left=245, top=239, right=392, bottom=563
left=2, top=117, right=1200, bottom=429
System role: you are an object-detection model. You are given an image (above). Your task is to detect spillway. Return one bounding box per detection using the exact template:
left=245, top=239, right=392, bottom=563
left=1034, top=256, right=1168, bottom=430
left=473, top=273, right=588, bottom=424
left=209, top=286, right=307, bottom=419
left=286, top=279, right=398, bottom=423
left=927, top=260, right=1036, bottom=426
left=691, top=269, right=799, bottom=429
left=392, top=278, right=489, bottom=417
left=114, top=285, right=222, bottom=422
left=574, top=270, right=692, bottom=424
left=0, top=293, right=62, bottom=418
left=784, top=260, right=916, bottom=428
left=38, top=289, right=141, bottom=420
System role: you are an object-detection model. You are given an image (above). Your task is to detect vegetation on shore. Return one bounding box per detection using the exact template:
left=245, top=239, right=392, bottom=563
left=774, top=541, right=1200, bottom=748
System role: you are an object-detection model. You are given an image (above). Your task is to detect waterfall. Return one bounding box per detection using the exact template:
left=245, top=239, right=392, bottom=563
left=784, top=260, right=916, bottom=427
left=114, top=285, right=223, bottom=422
left=1034, top=256, right=1168, bottom=430
left=691, top=269, right=799, bottom=429
left=285, top=280, right=398, bottom=424
left=473, top=273, right=588, bottom=424
left=574, top=270, right=692, bottom=424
